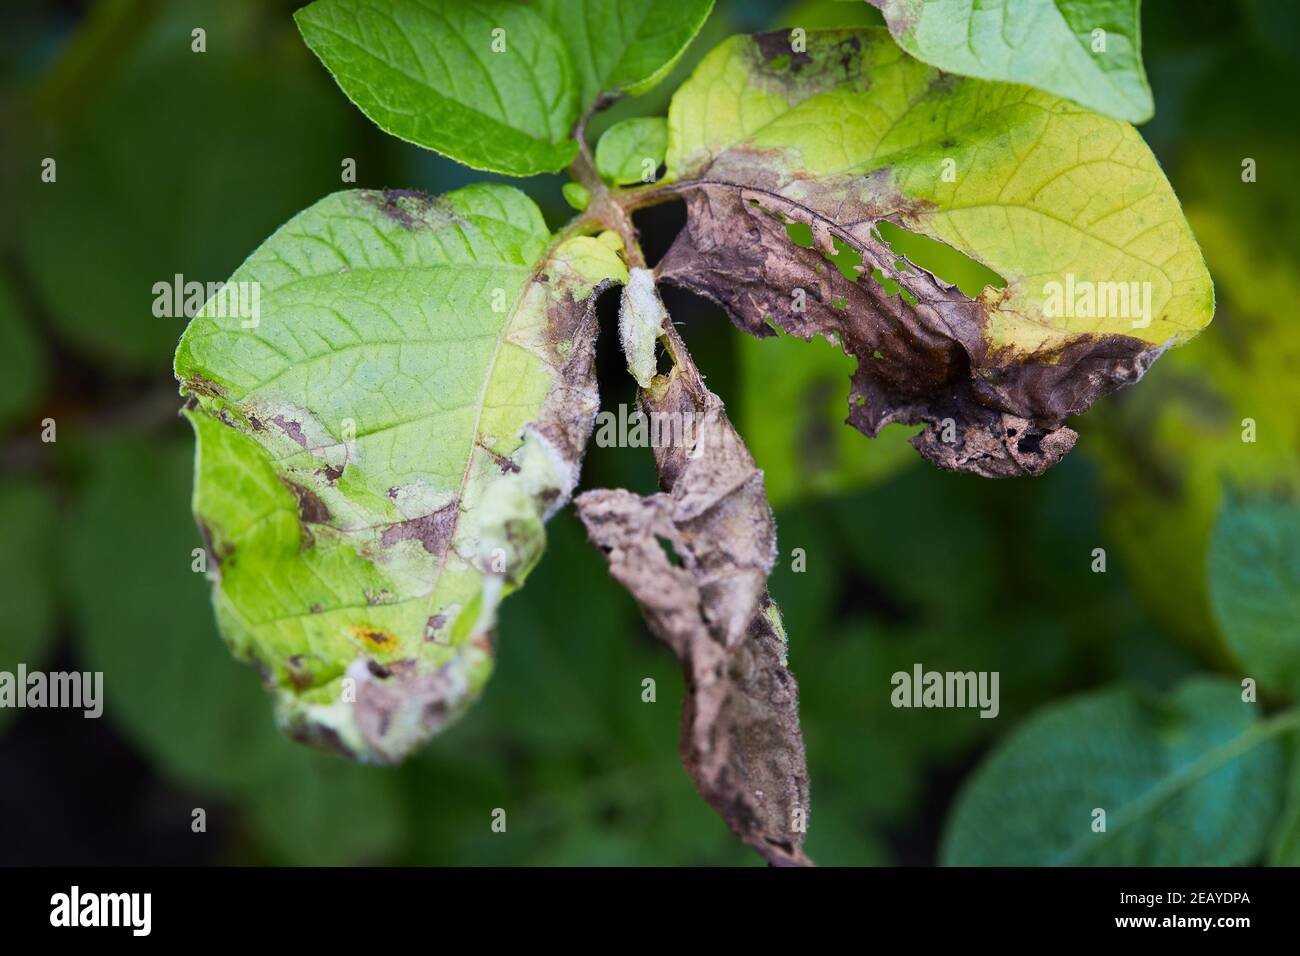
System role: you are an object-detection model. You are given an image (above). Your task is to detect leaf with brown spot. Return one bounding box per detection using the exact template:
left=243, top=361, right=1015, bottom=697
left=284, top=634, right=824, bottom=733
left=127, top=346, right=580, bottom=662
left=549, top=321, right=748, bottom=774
left=654, top=28, right=1212, bottom=477
left=175, top=185, right=627, bottom=763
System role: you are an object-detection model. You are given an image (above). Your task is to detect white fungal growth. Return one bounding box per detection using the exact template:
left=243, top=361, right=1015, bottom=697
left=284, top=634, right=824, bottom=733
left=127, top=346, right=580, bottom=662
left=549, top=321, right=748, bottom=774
left=619, top=267, right=666, bottom=388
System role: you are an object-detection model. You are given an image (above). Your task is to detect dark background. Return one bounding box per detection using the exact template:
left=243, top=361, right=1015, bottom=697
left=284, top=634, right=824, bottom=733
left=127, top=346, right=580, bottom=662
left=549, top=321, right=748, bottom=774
left=0, top=0, right=1296, bottom=865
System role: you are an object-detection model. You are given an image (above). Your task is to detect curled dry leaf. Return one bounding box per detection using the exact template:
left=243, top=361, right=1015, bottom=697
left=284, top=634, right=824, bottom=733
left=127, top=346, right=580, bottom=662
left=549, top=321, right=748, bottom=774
left=576, top=324, right=811, bottom=866
left=654, top=28, right=1213, bottom=477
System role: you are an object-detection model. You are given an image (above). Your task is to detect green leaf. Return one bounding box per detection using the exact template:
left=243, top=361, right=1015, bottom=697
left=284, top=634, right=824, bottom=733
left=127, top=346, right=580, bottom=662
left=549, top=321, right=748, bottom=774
left=174, top=185, right=627, bottom=764
left=941, top=679, right=1288, bottom=865
left=533, top=0, right=715, bottom=106
left=0, top=277, right=46, bottom=432
left=1269, top=735, right=1300, bottom=866
left=583, top=0, right=744, bottom=144
left=658, top=27, right=1211, bottom=477
left=1208, top=494, right=1300, bottom=699
left=18, top=0, right=357, bottom=371
left=868, top=0, right=1154, bottom=123
left=0, top=480, right=58, bottom=734
left=295, top=0, right=581, bottom=176
left=776, top=0, right=885, bottom=30
left=561, top=181, right=591, bottom=211
left=295, top=1, right=714, bottom=176
left=595, top=116, right=668, bottom=185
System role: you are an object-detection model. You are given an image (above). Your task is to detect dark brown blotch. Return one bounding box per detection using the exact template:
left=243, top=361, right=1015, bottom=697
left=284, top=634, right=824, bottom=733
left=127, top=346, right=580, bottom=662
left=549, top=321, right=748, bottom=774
left=379, top=499, right=459, bottom=555
left=282, top=479, right=330, bottom=524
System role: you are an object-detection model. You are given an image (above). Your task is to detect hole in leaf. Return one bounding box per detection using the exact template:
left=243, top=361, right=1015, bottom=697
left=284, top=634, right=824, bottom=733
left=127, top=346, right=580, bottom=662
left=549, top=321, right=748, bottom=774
left=874, top=220, right=1006, bottom=297
left=1016, top=430, right=1044, bottom=455
left=870, top=267, right=900, bottom=296
left=654, top=339, right=672, bottom=376
left=826, top=237, right=862, bottom=281
left=656, top=535, right=683, bottom=567
left=754, top=199, right=944, bottom=308
left=785, top=221, right=814, bottom=248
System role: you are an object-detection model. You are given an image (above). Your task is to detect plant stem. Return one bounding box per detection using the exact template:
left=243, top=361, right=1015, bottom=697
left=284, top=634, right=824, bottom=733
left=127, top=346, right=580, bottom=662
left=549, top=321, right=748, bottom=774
left=568, top=109, right=645, bottom=267
left=565, top=118, right=703, bottom=383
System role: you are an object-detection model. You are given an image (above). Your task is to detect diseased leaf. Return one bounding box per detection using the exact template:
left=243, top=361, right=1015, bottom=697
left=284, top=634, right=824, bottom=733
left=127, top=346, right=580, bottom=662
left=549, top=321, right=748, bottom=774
left=295, top=0, right=581, bottom=176
left=1208, top=493, right=1300, bottom=699
left=174, top=185, right=627, bottom=764
left=941, top=679, right=1286, bottom=865
left=577, top=305, right=811, bottom=867
left=657, top=28, right=1211, bottom=477
left=868, top=0, right=1154, bottom=123
left=533, top=0, right=715, bottom=103
left=595, top=116, right=668, bottom=186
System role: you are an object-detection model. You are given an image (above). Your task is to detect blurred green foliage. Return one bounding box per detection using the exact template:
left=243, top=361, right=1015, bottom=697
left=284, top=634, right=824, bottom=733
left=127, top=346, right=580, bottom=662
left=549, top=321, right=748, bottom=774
left=0, top=0, right=1297, bottom=865
left=943, top=678, right=1289, bottom=865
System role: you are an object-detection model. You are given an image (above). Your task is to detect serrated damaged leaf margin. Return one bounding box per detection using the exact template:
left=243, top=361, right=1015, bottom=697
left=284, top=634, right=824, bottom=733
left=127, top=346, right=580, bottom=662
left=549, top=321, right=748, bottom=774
left=175, top=187, right=626, bottom=764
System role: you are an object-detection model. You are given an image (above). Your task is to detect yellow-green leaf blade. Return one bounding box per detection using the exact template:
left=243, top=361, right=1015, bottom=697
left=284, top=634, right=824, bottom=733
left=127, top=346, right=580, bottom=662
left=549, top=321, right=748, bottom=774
left=174, top=185, right=627, bottom=763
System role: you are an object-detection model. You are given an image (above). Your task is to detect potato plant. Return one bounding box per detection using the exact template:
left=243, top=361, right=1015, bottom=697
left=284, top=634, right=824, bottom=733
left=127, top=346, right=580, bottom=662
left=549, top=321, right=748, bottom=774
left=166, top=0, right=1298, bottom=866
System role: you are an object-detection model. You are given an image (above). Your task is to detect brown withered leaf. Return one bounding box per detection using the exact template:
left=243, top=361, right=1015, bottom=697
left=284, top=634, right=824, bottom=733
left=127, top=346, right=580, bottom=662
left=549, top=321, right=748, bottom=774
left=657, top=183, right=1162, bottom=478
left=576, top=356, right=812, bottom=867
left=655, top=29, right=1213, bottom=478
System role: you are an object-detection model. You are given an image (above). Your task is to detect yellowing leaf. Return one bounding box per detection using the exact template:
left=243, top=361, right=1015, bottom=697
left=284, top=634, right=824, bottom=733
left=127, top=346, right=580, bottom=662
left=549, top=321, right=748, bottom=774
left=658, top=28, right=1211, bottom=476
left=174, top=185, right=626, bottom=762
